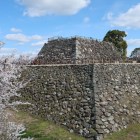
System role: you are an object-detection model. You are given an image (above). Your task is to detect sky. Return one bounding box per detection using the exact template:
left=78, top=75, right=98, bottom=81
left=0, top=0, right=140, bottom=57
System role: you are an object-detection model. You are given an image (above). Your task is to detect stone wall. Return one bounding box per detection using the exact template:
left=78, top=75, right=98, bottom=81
left=19, top=64, right=140, bottom=140
left=94, top=64, right=140, bottom=139
left=37, top=38, right=76, bottom=64
left=35, top=37, right=122, bottom=65
left=75, top=38, right=121, bottom=64
left=19, top=65, right=96, bottom=139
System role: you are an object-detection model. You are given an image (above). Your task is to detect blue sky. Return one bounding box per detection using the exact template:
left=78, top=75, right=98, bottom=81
left=0, top=0, right=140, bottom=56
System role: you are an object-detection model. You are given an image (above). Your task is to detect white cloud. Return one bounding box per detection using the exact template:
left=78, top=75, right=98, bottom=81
left=17, top=0, right=90, bottom=17
left=30, top=35, right=43, bottom=40
left=5, top=33, right=44, bottom=43
left=108, top=3, right=140, bottom=28
left=127, top=39, right=140, bottom=47
left=19, top=49, right=40, bottom=57
left=83, top=17, right=90, bottom=23
left=31, top=40, right=47, bottom=47
left=5, top=33, right=29, bottom=42
left=11, top=28, right=22, bottom=33
left=0, top=48, right=17, bottom=55
left=102, top=12, right=113, bottom=20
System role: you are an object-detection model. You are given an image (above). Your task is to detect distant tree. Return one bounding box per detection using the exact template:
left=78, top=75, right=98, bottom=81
left=130, top=48, right=140, bottom=62
left=130, top=48, right=140, bottom=58
left=103, top=30, right=127, bottom=61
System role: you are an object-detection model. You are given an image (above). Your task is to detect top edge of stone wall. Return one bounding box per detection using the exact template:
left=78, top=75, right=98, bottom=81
left=48, top=36, right=101, bottom=42
left=26, top=64, right=93, bottom=67
left=26, top=63, right=140, bottom=67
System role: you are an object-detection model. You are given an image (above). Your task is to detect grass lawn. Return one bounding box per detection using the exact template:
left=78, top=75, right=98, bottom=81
left=9, top=110, right=85, bottom=140
left=104, top=124, right=140, bottom=140
left=7, top=109, right=140, bottom=140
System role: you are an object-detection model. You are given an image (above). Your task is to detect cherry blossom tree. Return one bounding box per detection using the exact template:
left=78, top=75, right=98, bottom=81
left=0, top=42, right=33, bottom=140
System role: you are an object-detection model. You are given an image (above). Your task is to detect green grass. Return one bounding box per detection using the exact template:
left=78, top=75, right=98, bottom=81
left=13, top=111, right=85, bottom=140
left=104, top=124, right=140, bottom=140
left=10, top=110, right=140, bottom=140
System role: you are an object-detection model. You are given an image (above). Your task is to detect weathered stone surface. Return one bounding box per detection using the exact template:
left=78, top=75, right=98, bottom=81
left=94, top=64, right=140, bottom=138
left=19, top=64, right=96, bottom=138
left=19, top=64, right=140, bottom=140
left=35, top=36, right=122, bottom=64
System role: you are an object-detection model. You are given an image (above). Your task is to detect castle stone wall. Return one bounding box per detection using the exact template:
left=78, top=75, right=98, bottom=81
left=20, top=65, right=96, bottom=139
left=38, top=38, right=76, bottom=64
left=75, top=38, right=121, bottom=64
left=36, top=37, right=122, bottom=65
left=94, top=64, right=140, bottom=139
left=19, top=64, right=140, bottom=140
